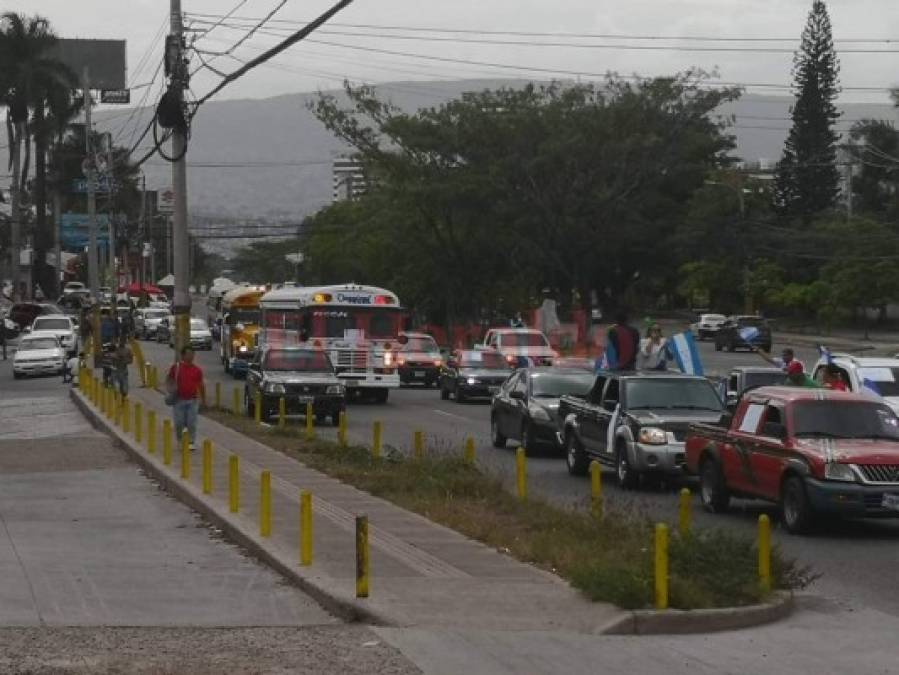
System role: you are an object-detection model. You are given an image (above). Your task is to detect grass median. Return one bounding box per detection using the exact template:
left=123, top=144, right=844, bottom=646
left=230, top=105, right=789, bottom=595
left=207, top=409, right=812, bottom=610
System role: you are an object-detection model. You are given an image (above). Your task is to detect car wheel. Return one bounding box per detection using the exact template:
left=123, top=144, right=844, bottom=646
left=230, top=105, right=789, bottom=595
left=224, top=359, right=231, bottom=374
left=565, top=432, right=589, bottom=476
left=331, top=413, right=341, bottom=427
left=456, top=386, right=466, bottom=403
left=13, top=372, right=22, bottom=380
left=699, top=457, right=730, bottom=513
left=440, top=385, right=449, bottom=401
left=781, top=475, right=815, bottom=535
left=490, top=415, right=507, bottom=448
left=244, top=390, right=254, bottom=418
left=616, top=442, right=639, bottom=490
left=520, top=421, right=535, bottom=454
left=373, top=389, right=389, bottom=404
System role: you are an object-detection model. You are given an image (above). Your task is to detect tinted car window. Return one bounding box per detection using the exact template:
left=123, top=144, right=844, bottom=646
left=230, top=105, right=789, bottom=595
left=402, top=336, right=438, bottom=351
left=21, top=338, right=59, bottom=350
left=32, top=318, right=71, bottom=330
left=626, top=379, right=723, bottom=411
left=793, top=401, right=899, bottom=440
left=530, top=372, right=594, bottom=398
left=502, top=332, right=548, bottom=347
left=459, top=351, right=506, bottom=369
left=264, top=350, right=333, bottom=372
left=744, top=372, right=787, bottom=390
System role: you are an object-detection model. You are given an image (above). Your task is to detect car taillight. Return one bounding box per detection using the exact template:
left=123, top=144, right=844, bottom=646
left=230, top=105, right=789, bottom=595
left=434, top=359, right=442, bottom=367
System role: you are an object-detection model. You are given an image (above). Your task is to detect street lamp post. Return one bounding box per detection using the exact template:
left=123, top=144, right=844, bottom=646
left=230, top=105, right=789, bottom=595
left=705, top=178, right=752, bottom=314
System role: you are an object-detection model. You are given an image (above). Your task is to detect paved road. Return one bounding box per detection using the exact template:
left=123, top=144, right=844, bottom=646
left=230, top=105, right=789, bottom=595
left=138, top=335, right=899, bottom=622
left=0, top=347, right=418, bottom=674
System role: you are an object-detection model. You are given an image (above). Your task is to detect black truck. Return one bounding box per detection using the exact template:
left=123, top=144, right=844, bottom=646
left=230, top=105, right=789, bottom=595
left=557, top=371, right=724, bottom=489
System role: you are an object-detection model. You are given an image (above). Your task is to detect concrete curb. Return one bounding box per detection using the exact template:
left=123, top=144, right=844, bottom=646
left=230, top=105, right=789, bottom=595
left=70, top=388, right=398, bottom=628
left=600, top=592, right=793, bottom=635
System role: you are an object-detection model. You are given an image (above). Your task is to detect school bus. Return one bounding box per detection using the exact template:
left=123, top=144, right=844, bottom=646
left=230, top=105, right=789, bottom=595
left=220, top=286, right=265, bottom=377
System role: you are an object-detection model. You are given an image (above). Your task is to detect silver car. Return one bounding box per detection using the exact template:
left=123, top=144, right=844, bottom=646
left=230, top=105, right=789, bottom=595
left=13, top=335, right=66, bottom=378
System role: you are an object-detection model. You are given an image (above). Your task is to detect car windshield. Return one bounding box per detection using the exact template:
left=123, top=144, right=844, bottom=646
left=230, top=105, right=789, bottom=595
left=702, top=314, right=725, bottom=322
left=744, top=372, right=787, bottom=390
left=531, top=372, right=595, bottom=398
left=190, top=319, right=208, bottom=330
left=41, top=305, right=62, bottom=315
left=501, top=332, right=548, bottom=347
left=402, top=336, right=438, bottom=352
left=145, top=310, right=169, bottom=319
left=264, top=350, right=333, bottom=372
left=855, top=367, right=899, bottom=397
left=32, top=318, right=70, bottom=330
left=459, top=351, right=508, bottom=369
left=22, top=338, right=59, bottom=350
left=230, top=309, right=260, bottom=325
left=793, top=401, right=899, bottom=440
left=626, top=379, right=724, bottom=410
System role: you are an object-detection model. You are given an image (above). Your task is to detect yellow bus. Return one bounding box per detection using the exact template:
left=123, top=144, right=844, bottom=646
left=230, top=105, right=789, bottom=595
left=220, top=286, right=265, bottom=377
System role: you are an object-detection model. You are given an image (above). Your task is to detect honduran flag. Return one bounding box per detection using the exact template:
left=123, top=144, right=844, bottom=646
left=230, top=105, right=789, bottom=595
left=595, top=337, right=618, bottom=373
left=669, top=330, right=704, bottom=376
left=817, top=344, right=834, bottom=365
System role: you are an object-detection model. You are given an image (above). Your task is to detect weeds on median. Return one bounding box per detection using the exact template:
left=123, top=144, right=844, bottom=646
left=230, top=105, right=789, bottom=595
left=207, top=409, right=812, bottom=610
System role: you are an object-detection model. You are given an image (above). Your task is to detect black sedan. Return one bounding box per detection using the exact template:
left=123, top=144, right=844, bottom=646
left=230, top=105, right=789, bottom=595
left=491, top=368, right=595, bottom=453
left=439, top=350, right=512, bottom=402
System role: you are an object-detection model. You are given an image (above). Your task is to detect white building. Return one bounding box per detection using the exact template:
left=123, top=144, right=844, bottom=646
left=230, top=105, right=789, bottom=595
left=332, top=157, right=367, bottom=202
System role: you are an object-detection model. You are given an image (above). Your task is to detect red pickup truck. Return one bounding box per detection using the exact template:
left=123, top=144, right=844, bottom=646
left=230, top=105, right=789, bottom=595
left=685, top=386, right=899, bottom=533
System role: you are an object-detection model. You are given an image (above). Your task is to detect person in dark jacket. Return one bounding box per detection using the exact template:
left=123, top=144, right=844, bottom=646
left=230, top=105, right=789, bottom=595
left=606, top=310, right=640, bottom=371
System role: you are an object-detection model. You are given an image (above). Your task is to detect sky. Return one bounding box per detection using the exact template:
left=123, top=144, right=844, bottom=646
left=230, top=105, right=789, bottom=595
left=4, top=0, right=898, bottom=110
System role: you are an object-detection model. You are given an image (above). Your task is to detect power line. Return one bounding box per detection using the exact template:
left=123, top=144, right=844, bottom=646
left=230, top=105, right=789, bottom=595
left=184, top=14, right=899, bottom=44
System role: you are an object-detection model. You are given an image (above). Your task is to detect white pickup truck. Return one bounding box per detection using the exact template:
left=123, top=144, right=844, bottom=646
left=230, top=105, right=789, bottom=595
left=477, top=328, right=558, bottom=367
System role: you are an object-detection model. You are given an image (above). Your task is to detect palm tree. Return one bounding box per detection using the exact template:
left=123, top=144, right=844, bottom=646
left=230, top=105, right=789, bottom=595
left=0, top=12, right=77, bottom=300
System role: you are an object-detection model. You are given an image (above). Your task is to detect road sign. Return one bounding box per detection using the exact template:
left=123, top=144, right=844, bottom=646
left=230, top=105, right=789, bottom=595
left=101, top=89, right=130, bottom=104
left=72, top=177, right=117, bottom=194
left=157, top=188, right=175, bottom=214
left=61, top=213, right=111, bottom=248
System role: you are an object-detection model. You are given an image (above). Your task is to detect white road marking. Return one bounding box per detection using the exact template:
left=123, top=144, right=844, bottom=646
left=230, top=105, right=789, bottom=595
left=431, top=409, right=472, bottom=421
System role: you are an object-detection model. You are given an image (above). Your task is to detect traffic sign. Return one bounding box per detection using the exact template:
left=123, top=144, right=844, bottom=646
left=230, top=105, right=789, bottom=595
left=157, top=188, right=175, bottom=214
left=72, top=177, right=117, bottom=193
left=101, top=89, right=130, bottom=104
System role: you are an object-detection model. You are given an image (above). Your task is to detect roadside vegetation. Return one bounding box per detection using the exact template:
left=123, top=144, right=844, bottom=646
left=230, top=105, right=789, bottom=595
left=207, top=410, right=813, bottom=610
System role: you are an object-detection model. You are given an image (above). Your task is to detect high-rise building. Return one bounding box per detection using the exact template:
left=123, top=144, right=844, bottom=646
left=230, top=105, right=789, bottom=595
left=332, top=157, right=367, bottom=202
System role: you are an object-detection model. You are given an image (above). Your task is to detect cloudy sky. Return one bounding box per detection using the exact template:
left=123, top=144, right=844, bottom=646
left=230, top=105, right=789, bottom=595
left=5, top=0, right=898, bottom=107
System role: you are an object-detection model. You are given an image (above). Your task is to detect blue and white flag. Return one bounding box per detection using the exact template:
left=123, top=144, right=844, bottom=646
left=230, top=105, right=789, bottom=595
left=817, top=344, right=833, bottom=365
left=669, top=330, right=704, bottom=376
left=738, top=326, right=760, bottom=344
left=862, top=378, right=881, bottom=397
left=597, top=338, right=617, bottom=372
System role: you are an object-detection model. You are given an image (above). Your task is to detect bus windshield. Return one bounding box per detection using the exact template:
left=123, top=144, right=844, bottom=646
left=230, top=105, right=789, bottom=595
left=311, top=309, right=401, bottom=339
left=228, top=309, right=260, bottom=325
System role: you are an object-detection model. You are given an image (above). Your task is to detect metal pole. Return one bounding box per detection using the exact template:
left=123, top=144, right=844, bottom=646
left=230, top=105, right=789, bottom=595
left=139, top=174, right=146, bottom=290
left=84, top=66, right=98, bottom=301
left=170, top=0, right=191, bottom=357
left=53, top=188, right=62, bottom=297
left=8, top=120, right=21, bottom=301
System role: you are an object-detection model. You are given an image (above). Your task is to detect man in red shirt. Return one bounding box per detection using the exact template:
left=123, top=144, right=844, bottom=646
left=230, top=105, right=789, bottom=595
left=167, top=346, right=205, bottom=450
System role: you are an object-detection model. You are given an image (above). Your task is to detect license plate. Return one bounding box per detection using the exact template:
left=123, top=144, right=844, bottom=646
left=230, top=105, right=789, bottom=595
left=488, top=386, right=499, bottom=394
left=881, top=494, right=899, bottom=512
left=414, top=370, right=425, bottom=377
left=297, top=395, right=314, bottom=404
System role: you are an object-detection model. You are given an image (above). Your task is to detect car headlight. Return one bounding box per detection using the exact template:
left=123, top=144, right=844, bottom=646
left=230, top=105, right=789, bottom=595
left=384, top=351, right=394, bottom=366
left=638, top=427, right=668, bottom=445
left=824, top=462, right=856, bottom=482
left=326, top=384, right=345, bottom=395
left=238, top=344, right=248, bottom=353
left=529, top=405, right=551, bottom=422
left=266, top=382, right=286, bottom=394
left=466, top=377, right=478, bottom=385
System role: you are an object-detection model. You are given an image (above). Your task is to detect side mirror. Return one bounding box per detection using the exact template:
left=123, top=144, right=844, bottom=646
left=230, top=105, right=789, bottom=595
left=23, top=327, right=30, bottom=334
left=719, top=412, right=734, bottom=428
left=510, top=390, right=526, bottom=401
left=762, top=422, right=787, bottom=440
left=603, top=400, right=617, bottom=412
left=726, top=394, right=738, bottom=408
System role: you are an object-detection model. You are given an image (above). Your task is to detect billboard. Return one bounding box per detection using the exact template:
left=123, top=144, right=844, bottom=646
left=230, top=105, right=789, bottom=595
left=61, top=213, right=111, bottom=249
left=52, top=39, right=127, bottom=90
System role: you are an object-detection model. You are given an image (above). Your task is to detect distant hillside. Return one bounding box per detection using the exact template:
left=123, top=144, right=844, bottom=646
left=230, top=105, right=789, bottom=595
left=95, top=79, right=898, bottom=227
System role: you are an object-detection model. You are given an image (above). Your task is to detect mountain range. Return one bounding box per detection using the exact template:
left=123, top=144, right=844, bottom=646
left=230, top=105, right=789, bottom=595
left=93, top=79, right=897, bottom=253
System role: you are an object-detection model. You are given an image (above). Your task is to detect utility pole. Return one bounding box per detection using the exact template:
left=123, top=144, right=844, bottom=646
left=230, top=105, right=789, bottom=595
left=83, top=67, right=102, bottom=362
left=53, top=187, right=62, bottom=297
left=139, top=173, right=146, bottom=290
left=168, top=0, right=191, bottom=356
left=9, top=121, right=21, bottom=302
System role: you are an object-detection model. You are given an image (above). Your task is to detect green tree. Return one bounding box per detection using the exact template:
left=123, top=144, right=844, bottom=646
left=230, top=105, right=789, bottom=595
left=230, top=239, right=302, bottom=284
left=848, top=119, right=899, bottom=219
left=773, top=1, right=842, bottom=218
left=0, top=12, right=78, bottom=297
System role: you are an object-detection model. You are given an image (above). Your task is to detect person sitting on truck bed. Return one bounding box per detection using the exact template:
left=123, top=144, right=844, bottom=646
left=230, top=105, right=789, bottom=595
left=785, top=360, right=820, bottom=388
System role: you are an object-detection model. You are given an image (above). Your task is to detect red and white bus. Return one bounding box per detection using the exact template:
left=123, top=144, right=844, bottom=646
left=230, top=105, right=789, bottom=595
left=259, top=284, right=403, bottom=401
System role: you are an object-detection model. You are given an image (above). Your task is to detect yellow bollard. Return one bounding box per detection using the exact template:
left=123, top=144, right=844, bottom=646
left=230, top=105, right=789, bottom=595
left=162, top=419, right=173, bottom=465
left=260, top=471, right=272, bottom=537
left=590, top=460, right=603, bottom=518
left=300, top=490, right=313, bottom=566
left=254, top=390, right=262, bottom=425
left=214, top=381, right=221, bottom=410
left=758, top=514, right=771, bottom=592
left=414, top=430, right=424, bottom=460
left=229, top=455, right=240, bottom=512
left=93, top=377, right=100, bottom=406
left=122, top=398, right=131, bottom=434
left=655, top=523, right=669, bottom=610
left=134, top=402, right=143, bottom=443
left=147, top=410, right=157, bottom=454
left=464, top=437, right=476, bottom=465
left=356, top=514, right=369, bottom=598
left=181, top=431, right=191, bottom=479
left=372, top=421, right=382, bottom=460
left=202, top=439, right=213, bottom=494
left=233, top=387, right=241, bottom=416
left=679, top=488, right=692, bottom=536
left=104, top=386, right=112, bottom=419
left=338, top=410, right=348, bottom=446
left=114, top=393, right=123, bottom=427
left=279, top=397, right=286, bottom=428
left=516, top=447, right=527, bottom=500
left=305, top=402, right=315, bottom=441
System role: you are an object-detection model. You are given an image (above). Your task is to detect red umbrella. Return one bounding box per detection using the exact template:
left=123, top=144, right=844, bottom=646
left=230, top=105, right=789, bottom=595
left=118, top=282, right=163, bottom=295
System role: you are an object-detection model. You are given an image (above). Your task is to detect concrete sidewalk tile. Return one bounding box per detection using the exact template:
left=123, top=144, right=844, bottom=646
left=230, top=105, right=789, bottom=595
left=78, top=377, right=625, bottom=632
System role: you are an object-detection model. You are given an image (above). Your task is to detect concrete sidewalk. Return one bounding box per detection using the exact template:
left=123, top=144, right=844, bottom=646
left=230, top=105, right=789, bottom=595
left=75, top=375, right=626, bottom=634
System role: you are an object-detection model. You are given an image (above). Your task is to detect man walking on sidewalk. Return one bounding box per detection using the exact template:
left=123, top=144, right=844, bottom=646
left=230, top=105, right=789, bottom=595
left=167, top=346, right=206, bottom=451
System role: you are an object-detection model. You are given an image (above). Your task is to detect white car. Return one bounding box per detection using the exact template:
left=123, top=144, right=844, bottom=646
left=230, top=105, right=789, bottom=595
left=478, top=328, right=558, bottom=366
left=812, top=354, right=899, bottom=415
left=169, top=317, right=213, bottom=350
left=694, top=313, right=727, bottom=340
left=62, top=281, right=86, bottom=295
left=13, top=334, right=66, bottom=378
left=28, top=315, right=78, bottom=356
left=135, top=308, right=171, bottom=340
